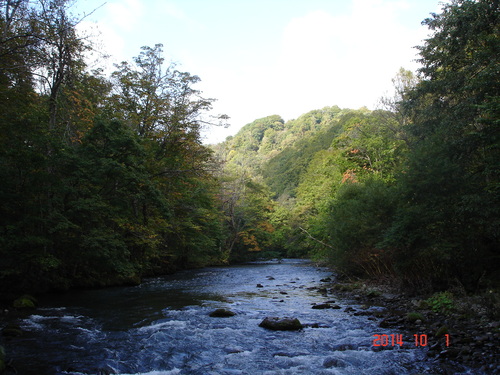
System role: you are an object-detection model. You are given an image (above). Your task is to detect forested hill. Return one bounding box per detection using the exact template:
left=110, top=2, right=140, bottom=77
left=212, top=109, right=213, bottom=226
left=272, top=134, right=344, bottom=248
left=213, top=107, right=345, bottom=171
left=212, top=0, right=499, bottom=291
left=211, top=103, right=410, bottom=260
left=212, top=106, right=349, bottom=197
left=0, top=0, right=498, bottom=298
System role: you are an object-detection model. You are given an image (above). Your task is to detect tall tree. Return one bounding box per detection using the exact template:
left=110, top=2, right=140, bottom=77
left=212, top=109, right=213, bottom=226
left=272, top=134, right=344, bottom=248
left=377, top=68, right=419, bottom=147
left=219, top=170, right=275, bottom=262
left=109, top=44, right=225, bottom=269
left=385, top=0, right=500, bottom=290
left=0, top=1, right=227, bottom=294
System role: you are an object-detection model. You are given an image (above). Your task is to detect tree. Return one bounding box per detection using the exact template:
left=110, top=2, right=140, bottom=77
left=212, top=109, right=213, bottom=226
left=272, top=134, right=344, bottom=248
left=0, top=3, right=227, bottom=294
left=0, top=1, right=40, bottom=84
left=217, top=165, right=275, bottom=262
left=110, top=44, right=215, bottom=140
left=108, top=45, right=226, bottom=269
left=36, top=0, right=90, bottom=133
left=320, top=178, right=398, bottom=277
left=384, top=0, right=500, bottom=290
left=377, top=68, right=419, bottom=147
left=55, top=119, right=151, bottom=286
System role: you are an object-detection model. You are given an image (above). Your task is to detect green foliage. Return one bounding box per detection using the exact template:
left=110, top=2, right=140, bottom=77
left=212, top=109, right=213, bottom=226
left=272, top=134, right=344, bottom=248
left=219, top=172, right=275, bottom=263
left=215, top=115, right=285, bottom=170
left=435, top=325, right=449, bottom=337
left=0, top=1, right=226, bottom=295
left=13, top=295, right=37, bottom=309
left=318, top=178, right=398, bottom=277
left=406, top=312, right=425, bottom=322
left=262, top=118, right=343, bottom=198
left=426, top=292, right=455, bottom=315
left=384, top=0, right=500, bottom=291
left=215, top=105, right=412, bottom=264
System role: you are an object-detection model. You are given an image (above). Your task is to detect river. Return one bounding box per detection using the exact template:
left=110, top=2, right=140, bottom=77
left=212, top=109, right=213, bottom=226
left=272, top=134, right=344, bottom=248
left=0, top=260, right=482, bottom=374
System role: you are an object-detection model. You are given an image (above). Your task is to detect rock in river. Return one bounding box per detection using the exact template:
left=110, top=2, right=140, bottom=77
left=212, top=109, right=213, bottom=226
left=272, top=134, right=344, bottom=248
left=312, top=303, right=341, bottom=309
left=13, top=294, right=37, bottom=309
left=312, top=303, right=332, bottom=309
left=209, top=308, right=236, bottom=318
left=2, top=323, right=23, bottom=337
left=323, top=357, right=347, bottom=368
left=259, top=317, right=303, bottom=331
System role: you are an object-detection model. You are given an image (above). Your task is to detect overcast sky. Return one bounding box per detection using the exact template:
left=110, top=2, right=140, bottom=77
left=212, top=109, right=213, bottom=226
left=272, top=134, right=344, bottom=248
left=74, top=0, right=447, bottom=144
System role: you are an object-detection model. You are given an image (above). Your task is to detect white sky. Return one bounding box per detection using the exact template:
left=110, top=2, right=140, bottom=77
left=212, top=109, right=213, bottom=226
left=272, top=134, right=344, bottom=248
left=74, top=0, right=447, bottom=144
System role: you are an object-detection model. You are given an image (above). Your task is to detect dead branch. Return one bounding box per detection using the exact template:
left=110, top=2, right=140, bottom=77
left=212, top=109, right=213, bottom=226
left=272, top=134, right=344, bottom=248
left=299, top=226, right=334, bottom=249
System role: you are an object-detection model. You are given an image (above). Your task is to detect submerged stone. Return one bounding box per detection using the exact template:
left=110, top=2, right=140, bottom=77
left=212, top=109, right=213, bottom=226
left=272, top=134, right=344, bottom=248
left=312, top=303, right=341, bottom=309
left=209, top=308, right=236, bottom=318
left=323, top=357, right=347, bottom=368
left=259, top=316, right=303, bottom=331
left=312, top=303, right=333, bottom=309
left=2, top=323, right=23, bottom=337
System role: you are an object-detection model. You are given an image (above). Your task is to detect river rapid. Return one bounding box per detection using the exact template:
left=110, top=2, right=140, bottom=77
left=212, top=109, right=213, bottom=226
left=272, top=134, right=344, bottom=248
left=0, top=260, right=483, bottom=374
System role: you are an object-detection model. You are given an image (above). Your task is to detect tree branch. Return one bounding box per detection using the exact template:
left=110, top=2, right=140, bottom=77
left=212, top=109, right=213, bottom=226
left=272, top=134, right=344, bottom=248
left=299, top=226, right=335, bottom=249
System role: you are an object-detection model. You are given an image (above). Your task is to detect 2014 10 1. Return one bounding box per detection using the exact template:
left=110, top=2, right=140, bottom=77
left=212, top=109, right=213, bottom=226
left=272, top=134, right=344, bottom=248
left=372, top=334, right=450, bottom=347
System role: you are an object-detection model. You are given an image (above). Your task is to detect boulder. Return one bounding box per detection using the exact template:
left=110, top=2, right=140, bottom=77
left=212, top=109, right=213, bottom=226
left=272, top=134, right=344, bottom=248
left=303, top=322, right=330, bottom=328
left=259, top=317, right=303, bottom=331
left=330, top=343, right=356, bottom=351
left=312, top=303, right=342, bottom=309
left=312, top=303, right=333, bottom=309
left=209, top=308, right=236, bottom=318
left=2, top=323, right=23, bottom=337
left=379, top=317, right=401, bottom=328
left=435, top=325, right=449, bottom=337
left=0, top=345, right=5, bottom=373
left=13, top=294, right=37, bottom=309
left=323, top=357, right=347, bottom=368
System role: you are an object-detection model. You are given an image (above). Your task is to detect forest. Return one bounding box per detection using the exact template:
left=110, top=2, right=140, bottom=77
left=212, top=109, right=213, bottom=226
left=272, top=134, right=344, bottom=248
left=0, top=0, right=498, bottom=299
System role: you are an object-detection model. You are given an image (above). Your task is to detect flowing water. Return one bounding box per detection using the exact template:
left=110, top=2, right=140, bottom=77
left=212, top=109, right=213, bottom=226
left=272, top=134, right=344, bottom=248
left=0, top=260, right=481, bottom=374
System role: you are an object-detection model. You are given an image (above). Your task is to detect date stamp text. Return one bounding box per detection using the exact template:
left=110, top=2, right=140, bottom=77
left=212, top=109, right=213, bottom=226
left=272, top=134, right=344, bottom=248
left=372, top=334, right=450, bottom=347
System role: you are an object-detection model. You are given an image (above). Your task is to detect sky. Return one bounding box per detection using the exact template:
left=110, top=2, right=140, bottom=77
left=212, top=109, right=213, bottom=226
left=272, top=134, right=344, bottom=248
left=74, top=0, right=447, bottom=144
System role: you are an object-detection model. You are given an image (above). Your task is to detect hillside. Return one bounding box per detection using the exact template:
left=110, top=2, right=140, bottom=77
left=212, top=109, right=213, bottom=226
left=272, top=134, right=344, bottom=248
left=212, top=31, right=499, bottom=292
left=0, top=0, right=497, bottom=299
left=212, top=106, right=362, bottom=196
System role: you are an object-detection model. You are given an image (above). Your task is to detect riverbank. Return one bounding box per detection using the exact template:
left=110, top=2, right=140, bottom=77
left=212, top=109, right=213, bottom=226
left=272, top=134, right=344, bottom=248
left=317, top=277, right=500, bottom=374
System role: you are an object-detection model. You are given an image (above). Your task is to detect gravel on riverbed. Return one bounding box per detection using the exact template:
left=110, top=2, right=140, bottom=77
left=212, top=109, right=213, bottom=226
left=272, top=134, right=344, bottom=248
left=318, top=278, right=500, bottom=374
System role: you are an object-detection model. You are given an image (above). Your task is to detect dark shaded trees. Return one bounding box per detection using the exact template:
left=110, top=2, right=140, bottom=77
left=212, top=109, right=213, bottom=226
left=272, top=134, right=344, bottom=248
left=108, top=43, right=225, bottom=269
left=0, top=2, right=225, bottom=295
left=382, top=0, right=499, bottom=290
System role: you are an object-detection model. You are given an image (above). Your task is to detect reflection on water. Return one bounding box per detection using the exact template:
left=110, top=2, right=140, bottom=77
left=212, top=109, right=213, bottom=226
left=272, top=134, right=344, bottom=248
left=0, top=260, right=481, bottom=374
